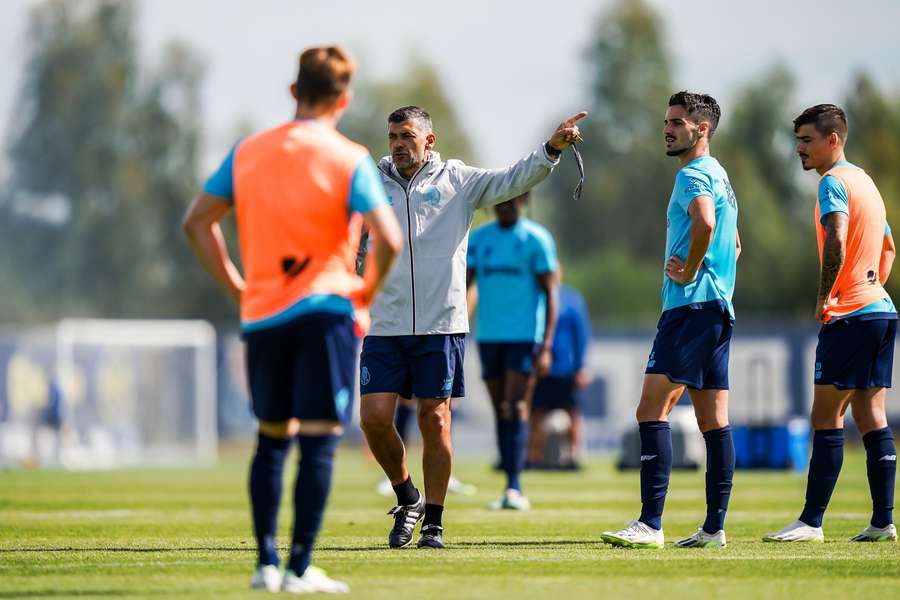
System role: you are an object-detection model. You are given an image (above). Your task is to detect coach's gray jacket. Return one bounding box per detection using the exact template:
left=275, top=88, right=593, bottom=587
left=369, top=145, right=560, bottom=336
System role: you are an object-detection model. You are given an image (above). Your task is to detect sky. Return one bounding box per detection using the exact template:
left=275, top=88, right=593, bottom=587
left=0, top=0, right=899, bottom=172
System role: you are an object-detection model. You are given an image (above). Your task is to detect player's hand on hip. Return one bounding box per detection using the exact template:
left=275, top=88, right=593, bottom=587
left=665, top=255, right=694, bottom=285
left=548, top=111, right=588, bottom=151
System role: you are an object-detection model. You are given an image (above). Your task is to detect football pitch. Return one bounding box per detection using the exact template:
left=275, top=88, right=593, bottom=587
left=1, top=447, right=897, bottom=599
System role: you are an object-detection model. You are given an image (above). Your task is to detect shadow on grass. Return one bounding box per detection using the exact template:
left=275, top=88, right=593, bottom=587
left=0, top=592, right=164, bottom=598
left=0, top=547, right=251, bottom=553
left=324, top=540, right=590, bottom=551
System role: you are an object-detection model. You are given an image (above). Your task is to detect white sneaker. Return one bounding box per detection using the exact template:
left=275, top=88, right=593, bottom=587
left=762, top=519, right=825, bottom=543
left=375, top=477, right=393, bottom=497
left=447, top=475, right=477, bottom=496
left=488, top=489, right=531, bottom=511
left=600, top=520, right=664, bottom=549
left=281, top=566, right=349, bottom=594
left=250, top=564, right=282, bottom=592
left=849, top=523, right=897, bottom=542
left=675, top=527, right=726, bottom=548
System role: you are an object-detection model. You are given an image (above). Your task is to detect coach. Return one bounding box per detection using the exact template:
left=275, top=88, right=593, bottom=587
left=359, top=105, right=586, bottom=549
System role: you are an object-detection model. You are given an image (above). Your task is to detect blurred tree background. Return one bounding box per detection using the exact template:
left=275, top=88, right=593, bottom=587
left=2, top=0, right=900, bottom=326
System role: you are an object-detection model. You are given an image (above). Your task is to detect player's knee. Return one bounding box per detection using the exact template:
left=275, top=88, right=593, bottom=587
left=418, top=407, right=449, bottom=438
left=359, top=404, right=393, bottom=436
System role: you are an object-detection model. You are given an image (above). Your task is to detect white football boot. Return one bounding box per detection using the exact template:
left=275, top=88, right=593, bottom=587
left=281, top=566, right=349, bottom=594
left=249, top=564, right=282, bottom=592
left=600, top=520, right=664, bottom=549
left=762, top=519, right=825, bottom=542
left=849, top=523, right=897, bottom=542
left=674, top=527, right=726, bottom=548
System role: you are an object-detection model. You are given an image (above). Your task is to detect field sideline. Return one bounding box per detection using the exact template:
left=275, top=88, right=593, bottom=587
left=1, top=447, right=897, bottom=599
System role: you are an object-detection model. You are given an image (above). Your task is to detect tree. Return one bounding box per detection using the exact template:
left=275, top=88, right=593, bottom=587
left=2, top=0, right=231, bottom=323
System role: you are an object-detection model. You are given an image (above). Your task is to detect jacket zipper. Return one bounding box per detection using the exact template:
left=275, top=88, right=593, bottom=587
left=384, top=161, right=430, bottom=335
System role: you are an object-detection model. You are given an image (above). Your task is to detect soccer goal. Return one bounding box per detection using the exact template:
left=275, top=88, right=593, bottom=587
left=54, top=319, right=218, bottom=468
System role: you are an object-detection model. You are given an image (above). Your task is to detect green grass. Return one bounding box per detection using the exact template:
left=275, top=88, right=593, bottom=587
left=1, top=447, right=898, bottom=599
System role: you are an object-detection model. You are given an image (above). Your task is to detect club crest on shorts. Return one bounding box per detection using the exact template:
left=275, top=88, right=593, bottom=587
left=360, top=366, right=371, bottom=386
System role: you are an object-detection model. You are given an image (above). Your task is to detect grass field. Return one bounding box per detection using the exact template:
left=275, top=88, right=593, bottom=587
left=1, top=446, right=898, bottom=599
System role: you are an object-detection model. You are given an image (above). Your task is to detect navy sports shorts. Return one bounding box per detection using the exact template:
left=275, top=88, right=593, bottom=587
left=478, top=342, right=537, bottom=379
left=532, top=375, right=578, bottom=410
left=645, top=299, right=733, bottom=390
left=244, top=312, right=356, bottom=424
left=815, top=314, right=897, bottom=389
left=360, top=334, right=466, bottom=399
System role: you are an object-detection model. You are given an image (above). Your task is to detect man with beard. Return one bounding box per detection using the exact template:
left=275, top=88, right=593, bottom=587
left=601, top=92, right=740, bottom=549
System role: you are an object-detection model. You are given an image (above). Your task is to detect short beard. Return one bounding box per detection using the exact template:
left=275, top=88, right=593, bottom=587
left=666, top=147, right=689, bottom=157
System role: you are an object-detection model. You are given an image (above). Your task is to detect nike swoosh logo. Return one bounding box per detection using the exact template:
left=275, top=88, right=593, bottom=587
left=640, top=455, right=658, bottom=461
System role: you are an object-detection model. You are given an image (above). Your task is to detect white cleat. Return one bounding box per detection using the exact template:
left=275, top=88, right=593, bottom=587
left=375, top=477, right=393, bottom=497
left=600, top=520, right=664, bottom=549
left=281, top=566, right=350, bottom=594
left=488, top=489, right=531, bottom=511
left=447, top=475, right=478, bottom=496
left=762, top=519, right=824, bottom=543
left=849, top=523, right=897, bottom=542
left=674, top=527, right=726, bottom=548
left=250, top=564, right=282, bottom=592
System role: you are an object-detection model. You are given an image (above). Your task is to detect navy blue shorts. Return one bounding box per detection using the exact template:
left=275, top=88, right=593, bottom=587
left=532, top=376, right=577, bottom=410
left=360, top=334, right=466, bottom=399
left=478, top=342, right=536, bottom=379
left=815, top=315, right=897, bottom=389
left=645, top=300, right=733, bottom=390
left=244, top=312, right=356, bottom=424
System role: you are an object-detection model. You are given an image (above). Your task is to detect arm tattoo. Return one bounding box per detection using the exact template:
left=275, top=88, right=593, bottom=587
left=818, top=216, right=846, bottom=303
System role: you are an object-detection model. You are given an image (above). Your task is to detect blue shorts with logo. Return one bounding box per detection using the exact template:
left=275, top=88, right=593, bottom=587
left=244, top=312, right=356, bottom=424
left=477, top=342, right=536, bottom=379
left=360, top=334, right=466, bottom=399
left=815, top=314, right=897, bottom=389
left=532, top=375, right=578, bottom=410
left=645, top=299, right=733, bottom=390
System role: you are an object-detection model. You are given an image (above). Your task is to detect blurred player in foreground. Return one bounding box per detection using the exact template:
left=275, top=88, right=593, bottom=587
left=764, top=104, right=897, bottom=544
left=182, top=46, right=401, bottom=592
left=602, top=92, right=740, bottom=549
left=467, top=192, right=559, bottom=509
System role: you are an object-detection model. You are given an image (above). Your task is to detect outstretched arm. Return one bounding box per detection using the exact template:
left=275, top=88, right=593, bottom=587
left=182, top=193, right=244, bottom=304
left=815, top=212, right=849, bottom=322
left=665, top=196, right=715, bottom=285
left=463, top=112, right=588, bottom=210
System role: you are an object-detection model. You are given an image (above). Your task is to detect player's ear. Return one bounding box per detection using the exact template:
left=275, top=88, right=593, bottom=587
left=335, top=89, right=352, bottom=112
left=290, top=82, right=299, bottom=101
left=829, top=131, right=840, bottom=148
left=425, top=131, right=436, bottom=150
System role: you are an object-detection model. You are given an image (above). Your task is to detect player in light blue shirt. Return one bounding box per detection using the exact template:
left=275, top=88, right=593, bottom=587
left=467, top=192, right=559, bottom=510
left=602, top=92, right=740, bottom=551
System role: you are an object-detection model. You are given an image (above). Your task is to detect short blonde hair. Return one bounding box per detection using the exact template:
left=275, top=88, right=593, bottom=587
left=295, top=46, right=355, bottom=106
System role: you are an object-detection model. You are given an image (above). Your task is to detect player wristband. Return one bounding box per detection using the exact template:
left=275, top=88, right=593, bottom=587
left=544, top=141, right=563, bottom=159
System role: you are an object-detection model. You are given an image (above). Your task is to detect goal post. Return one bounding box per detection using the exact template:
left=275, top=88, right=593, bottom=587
left=55, top=319, right=218, bottom=467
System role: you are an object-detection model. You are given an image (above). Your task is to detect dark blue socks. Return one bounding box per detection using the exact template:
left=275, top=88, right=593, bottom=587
left=863, top=427, right=896, bottom=528
left=498, top=419, right=528, bottom=491
left=702, top=426, right=735, bottom=534
left=638, top=421, right=673, bottom=531
left=249, top=433, right=291, bottom=566
left=800, top=428, right=845, bottom=528
left=394, top=402, right=415, bottom=444
left=287, top=434, right=339, bottom=577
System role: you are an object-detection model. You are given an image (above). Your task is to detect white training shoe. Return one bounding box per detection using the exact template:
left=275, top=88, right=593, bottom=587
left=281, top=566, right=349, bottom=594
left=447, top=475, right=478, bottom=496
left=600, top=520, right=664, bottom=549
left=762, top=519, right=825, bottom=543
left=250, top=564, right=282, bottom=592
left=674, top=527, right=727, bottom=548
left=375, top=477, right=393, bottom=497
left=849, top=523, right=897, bottom=542
left=488, top=489, right=531, bottom=511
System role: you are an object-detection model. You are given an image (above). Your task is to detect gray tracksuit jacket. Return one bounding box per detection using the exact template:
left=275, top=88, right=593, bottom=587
left=368, top=145, right=560, bottom=336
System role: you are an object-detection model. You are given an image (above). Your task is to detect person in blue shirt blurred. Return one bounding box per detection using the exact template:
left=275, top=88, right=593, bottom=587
left=467, top=192, right=559, bottom=510
left=527, top=273, right=592, bottom=470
